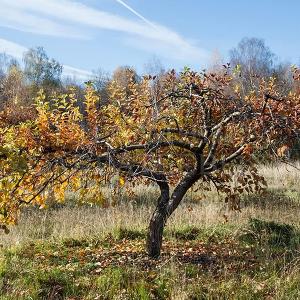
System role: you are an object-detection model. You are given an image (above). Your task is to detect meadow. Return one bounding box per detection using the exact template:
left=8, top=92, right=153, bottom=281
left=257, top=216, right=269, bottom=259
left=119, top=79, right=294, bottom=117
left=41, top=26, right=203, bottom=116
left=1, top=163, right=300, bottom=299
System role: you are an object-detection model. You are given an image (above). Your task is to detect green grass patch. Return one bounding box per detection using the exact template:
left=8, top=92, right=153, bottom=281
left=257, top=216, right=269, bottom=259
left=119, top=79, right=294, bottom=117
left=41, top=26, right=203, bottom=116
left=114, top=227, right=146, bottom=240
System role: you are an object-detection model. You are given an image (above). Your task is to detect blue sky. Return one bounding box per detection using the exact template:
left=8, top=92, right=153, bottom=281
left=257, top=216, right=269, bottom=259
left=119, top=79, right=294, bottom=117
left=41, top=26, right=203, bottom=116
left=0, top=0, right=299, bottom=79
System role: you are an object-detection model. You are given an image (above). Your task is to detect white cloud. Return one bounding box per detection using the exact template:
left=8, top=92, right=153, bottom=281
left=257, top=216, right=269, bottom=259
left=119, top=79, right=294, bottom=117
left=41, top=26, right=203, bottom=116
left=0, top=38, right=92, bottom=80
left=0, top=38, right=27, bottom=58
left=63, top=65, right=93, bottom=80
left=123, top=36, right=207, bottom=64
left=0, top=2, right=89, bottom=39
left=0, top=0, right=209, bottom=63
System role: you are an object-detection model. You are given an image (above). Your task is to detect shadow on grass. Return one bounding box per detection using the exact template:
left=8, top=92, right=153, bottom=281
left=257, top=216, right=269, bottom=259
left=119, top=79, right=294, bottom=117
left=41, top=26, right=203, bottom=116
left=112, top=224, right=236, bottom=244
left=242, top=189, right=300, bottom=209
left=239, top=218, right=300, bottom=250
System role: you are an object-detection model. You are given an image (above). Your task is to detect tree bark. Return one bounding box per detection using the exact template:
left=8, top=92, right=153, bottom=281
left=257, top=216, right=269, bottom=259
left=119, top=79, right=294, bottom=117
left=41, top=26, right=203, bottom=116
left=147, top=182, right=169, bottom=258
left=147, top=206, right=167, bottom=258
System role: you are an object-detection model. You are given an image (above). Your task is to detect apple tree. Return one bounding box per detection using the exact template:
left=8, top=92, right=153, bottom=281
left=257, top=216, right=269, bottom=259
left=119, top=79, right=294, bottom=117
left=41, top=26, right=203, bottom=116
left=1, top=67, right=300, bottom=257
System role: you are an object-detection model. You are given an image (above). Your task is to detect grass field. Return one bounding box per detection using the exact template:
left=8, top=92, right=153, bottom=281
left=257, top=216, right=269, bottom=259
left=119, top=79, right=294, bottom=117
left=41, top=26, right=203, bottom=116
left=1, top=163, right=300, bottom=299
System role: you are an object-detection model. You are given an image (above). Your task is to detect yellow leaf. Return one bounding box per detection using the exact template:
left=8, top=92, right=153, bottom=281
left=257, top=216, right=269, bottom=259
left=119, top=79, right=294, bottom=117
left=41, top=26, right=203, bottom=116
left=119, top=176, right=125, bottom=186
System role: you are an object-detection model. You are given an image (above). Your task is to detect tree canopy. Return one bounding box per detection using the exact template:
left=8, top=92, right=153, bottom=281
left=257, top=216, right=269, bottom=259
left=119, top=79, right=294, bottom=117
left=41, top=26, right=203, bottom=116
left=0, top=67, right=300, bottom=257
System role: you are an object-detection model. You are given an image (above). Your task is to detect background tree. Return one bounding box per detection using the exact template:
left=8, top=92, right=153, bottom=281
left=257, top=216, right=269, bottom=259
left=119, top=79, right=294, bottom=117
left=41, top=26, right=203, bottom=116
left=143, top=56, right=165, bottom=77
left=1, top=67, right=300, bottom=258
left=207, top=49, right=225, bottom=74
left=0, top=64, right=30, bottom=110
left=23, top=47, right=63, bottom=92
left=1, top=65, right=27, bottom=105
left=0, top=54, right=25, bottom=108
left=230, top=37, right=275, bottom=88
left=229, top=37, right=293, bottom=94
left=0, top=53, right=16, bottom=78
left=143, top=57, right=167, bottom=113
left=91, top=68, right=111, bottom=105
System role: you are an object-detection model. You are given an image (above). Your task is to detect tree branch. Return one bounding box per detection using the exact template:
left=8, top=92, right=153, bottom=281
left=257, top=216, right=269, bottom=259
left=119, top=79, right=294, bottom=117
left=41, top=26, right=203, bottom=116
left=204, top=144, right=246, bottom=173
left=160, top=128, right=208, bottom=141
left=204, top=128, right=222, bottom=166
left=211, top=111, right=241, bottom=133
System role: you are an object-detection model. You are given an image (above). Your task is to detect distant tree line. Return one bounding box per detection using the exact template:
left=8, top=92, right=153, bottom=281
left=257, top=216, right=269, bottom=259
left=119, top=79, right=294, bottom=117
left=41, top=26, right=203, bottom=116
left=0, top=37, right=299, bottom=112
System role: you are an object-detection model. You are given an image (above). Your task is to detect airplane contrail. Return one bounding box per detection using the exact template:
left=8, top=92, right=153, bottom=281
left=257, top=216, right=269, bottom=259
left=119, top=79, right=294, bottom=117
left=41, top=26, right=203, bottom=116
left=115, top=0, right=157, bottom=29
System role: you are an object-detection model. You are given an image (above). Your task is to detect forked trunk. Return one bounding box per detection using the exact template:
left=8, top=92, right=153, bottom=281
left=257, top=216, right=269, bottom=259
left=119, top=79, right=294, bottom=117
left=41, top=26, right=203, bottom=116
left=146, top=170, right=201, bottom=258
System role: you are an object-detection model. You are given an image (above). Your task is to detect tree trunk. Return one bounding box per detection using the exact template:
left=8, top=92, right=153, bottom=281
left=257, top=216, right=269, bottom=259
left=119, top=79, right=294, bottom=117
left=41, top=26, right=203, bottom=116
left=147, top=208, right=166, bottom=258
left=147, top=182, right=169, bottom=258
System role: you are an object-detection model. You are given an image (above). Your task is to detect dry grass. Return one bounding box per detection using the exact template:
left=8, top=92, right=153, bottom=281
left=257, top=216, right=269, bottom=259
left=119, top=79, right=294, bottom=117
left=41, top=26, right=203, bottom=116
left=259, top=161, right=300, bottom=190
left=1, top=162, right=300, bottom=248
